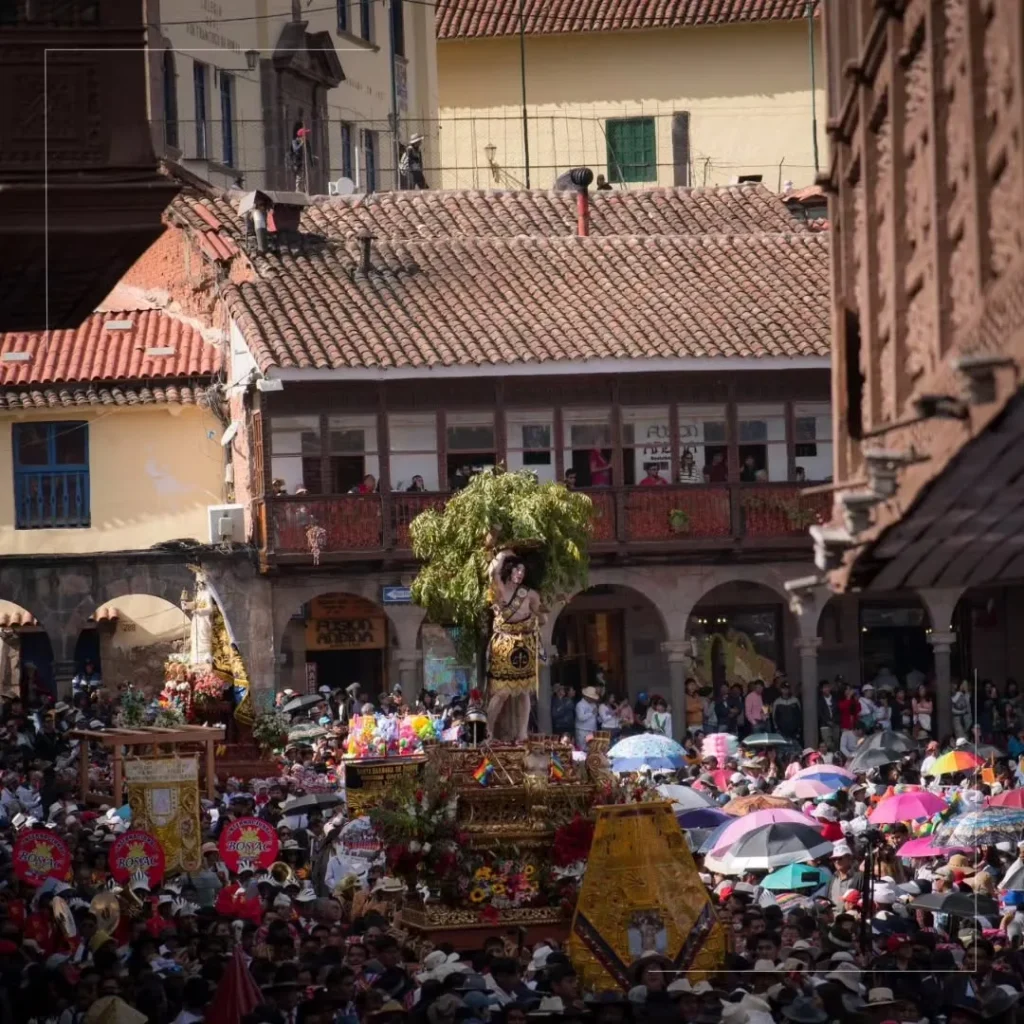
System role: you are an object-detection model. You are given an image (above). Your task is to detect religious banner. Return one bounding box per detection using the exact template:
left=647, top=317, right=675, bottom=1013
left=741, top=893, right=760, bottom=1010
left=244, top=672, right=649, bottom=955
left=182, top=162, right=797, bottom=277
left=13, top=828, right=71, bottom=886
left=219, top=816, right=279, bottom=871
left=343, top=757, right=425, bottom=816
left=109, top=830, right=166, bottom=887
left=125, top=756, right=202, bottom=873
left=567, top=802, right=725, bottom=992
left=305, top=594, right=386, bottom=651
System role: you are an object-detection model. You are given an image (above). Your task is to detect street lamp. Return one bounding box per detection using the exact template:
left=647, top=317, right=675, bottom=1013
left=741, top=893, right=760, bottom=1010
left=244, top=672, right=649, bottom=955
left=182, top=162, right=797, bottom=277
left=245, top=49, right=260, bottom=70
left=484, top=142, right=497, bottom=165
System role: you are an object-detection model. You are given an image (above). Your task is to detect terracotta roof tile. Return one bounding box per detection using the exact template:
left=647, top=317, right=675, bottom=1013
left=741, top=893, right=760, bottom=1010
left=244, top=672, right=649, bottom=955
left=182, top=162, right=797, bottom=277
left=224, top=231, right=830, bottom=372
left=437, top=0, right=810, bottom=39
left=0, top=383, right=205, bottom=409
left=0, top=309, right=222, bottom=388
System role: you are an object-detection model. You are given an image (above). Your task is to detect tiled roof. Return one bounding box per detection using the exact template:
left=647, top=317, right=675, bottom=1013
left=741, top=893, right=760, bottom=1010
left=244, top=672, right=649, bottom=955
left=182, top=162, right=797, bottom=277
left=0, top=384, right=206, bottom=410
left=224, top=231, right=829, bottom=372
left=0, top=309, right=221, bottom=411
left=169, top=183, right=804, bottom=243
left=436, top=0, right=809, bottom=39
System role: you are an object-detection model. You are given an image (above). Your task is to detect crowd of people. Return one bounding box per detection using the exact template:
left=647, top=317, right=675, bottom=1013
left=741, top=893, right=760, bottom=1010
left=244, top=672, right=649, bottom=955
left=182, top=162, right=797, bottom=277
left=2, top=666, right=1024, bottom=1024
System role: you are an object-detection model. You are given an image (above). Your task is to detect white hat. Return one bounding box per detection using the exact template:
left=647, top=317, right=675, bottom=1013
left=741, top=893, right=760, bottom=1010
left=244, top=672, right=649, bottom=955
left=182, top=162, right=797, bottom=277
left=812, top=803, right=837, bottom=822
left=861, top=684, right=874, bottom=692
left=730, top=772, right=745, bottom=784
left=753, top=959, right=779, bottom=973
left=824, top=963, right=862, bottom=994
left=157, top=894, right=174, bottom=905
left=273, top=893, right=291, bottom=909
left=533, top=996, right=566, bottom=1014
left=831, top=841, right=853, bottom=859
left=530, top=945, right=554, bottom=971
left=581, top=687, right=602, bottom=701
left=873, top=883, right=898, bottom=905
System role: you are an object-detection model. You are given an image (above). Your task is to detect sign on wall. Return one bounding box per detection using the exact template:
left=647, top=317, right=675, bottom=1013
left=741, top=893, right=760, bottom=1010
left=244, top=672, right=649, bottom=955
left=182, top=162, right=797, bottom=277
left=305, top=594, right=386, bottom=651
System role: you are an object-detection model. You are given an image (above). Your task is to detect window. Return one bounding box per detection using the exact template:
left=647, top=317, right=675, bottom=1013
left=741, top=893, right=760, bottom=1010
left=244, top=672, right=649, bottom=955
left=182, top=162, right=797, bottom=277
left=162, top=50, right=179, bottom=149
left=506, top=410, right=554, bottom=483
left=737, top=403, right=787, bottom=482
left=623, top=407, right=669, bottom=486
left=794, top=402, right=833, bottom=482
left=193, top=61, right=208, bottom=159
left=391, top=0, right=405, bottom=57
left=677, top=404, right=728, bottom=483
left=447, top=412, right=495, bottom=489
left=389, top=412, right=438, bottom=491
left=563, top=408, right=612, bottom=487
left=363, top=129, right=377, bottom=192
left=606, top=117, right=656, bottom=184
left=327, top=414, right=378, bottom=493
left=336, top=0, right=348, bottom=33
left=270, top=416, right=322, bottom=495
left=340, top=122, right=354, bottom=179
left=359, top=0, right=373, bottom=41
left=219, top=71, right=235, bottom=167
left=13, top=422, right=90, bottom=529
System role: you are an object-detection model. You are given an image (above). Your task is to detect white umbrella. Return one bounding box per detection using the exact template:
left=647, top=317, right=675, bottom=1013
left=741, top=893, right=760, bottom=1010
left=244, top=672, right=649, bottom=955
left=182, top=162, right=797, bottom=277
left=656, top=784, right=715, bottom=811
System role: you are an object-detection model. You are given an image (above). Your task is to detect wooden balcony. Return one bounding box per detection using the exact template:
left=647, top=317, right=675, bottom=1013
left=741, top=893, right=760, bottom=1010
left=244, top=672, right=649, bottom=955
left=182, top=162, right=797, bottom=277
left=259, top=484, right=832, bottom=564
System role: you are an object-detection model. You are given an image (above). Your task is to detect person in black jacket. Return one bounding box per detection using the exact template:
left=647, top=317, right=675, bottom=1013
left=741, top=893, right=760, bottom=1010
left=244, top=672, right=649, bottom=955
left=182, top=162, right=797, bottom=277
left=818, top=680, right=838, bottom=751
left=772, top=681, right=802, bottom=741
left=551, top=684, right=576, bottom=737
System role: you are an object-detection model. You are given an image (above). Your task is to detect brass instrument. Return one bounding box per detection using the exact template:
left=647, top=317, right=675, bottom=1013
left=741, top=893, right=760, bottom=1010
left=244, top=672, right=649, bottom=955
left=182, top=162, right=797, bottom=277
left=269, top=861, right=296, bottom=886
left=51, top=897, right=77, bottom=940
left=90, top=891, right=121, bottom=933
left=117, top=885, right=144, bottom=921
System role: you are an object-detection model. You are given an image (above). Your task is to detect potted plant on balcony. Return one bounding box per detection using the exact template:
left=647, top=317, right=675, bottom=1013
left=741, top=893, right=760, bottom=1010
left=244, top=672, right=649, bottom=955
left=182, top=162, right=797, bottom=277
left=668, top=508, right=691, bottom=534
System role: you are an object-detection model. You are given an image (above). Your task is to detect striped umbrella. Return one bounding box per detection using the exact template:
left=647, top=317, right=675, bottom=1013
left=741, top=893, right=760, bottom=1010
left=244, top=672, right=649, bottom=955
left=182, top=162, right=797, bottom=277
left=924, top=749, right=984, bottom=776
left=933, top=808, right=1024, bottom=848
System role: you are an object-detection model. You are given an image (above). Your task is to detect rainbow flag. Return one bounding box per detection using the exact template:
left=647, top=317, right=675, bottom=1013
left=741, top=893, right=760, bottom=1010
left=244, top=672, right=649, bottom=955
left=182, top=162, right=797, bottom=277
left=549, top=754, right=566, bottom=781
left=473, top=758, right=495, bottom=786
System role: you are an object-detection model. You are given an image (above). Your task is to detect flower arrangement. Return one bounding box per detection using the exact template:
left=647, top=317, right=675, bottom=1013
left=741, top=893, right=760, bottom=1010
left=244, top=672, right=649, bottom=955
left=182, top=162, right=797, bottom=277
left=464, top=859, right=540, bottom=909
left=251, top=709, right=290, bottom=752
left=344, top=714, right=440, bottom=759
left=192, top=671, right=228, bottom=707
left=154, top=703, right=186, bottom=728
left=116, top=685, right=148, bottom=729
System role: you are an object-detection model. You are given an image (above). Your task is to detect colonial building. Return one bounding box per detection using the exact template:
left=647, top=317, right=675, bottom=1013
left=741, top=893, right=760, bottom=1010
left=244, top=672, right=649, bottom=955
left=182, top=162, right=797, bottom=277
left=818, top=0, right=1024, bottom=738
left=145, top=0, right=439, bottom=195
left=0, top=308, right=232, bottom=697
left=434, top=0, right=826, bottom=190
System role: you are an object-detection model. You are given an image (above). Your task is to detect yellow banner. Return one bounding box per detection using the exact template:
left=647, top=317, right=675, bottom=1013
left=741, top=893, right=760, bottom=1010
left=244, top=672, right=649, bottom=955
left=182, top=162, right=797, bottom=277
left=126, top=756, right=202, bottom=873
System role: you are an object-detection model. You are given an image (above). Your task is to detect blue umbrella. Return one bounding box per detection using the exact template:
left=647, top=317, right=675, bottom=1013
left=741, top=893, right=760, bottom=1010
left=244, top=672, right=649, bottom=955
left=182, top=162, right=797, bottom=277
left=761, top=863, right=831, bottom=891
left=793, top=770, right=854, bottom=788
left=698, top=821, right=733, bottom=854
left=676, top=807, right=731, bottom=830
left=608, top=734, right=687, bottom=772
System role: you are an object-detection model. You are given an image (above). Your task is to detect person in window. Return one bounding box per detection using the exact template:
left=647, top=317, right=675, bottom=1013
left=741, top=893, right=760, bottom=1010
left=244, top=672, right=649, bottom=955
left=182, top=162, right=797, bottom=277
left=679, top=449, right=701, bottom=483
left=588, top=448, right=612, bottom=486
left=595, top=174, right=613, bottom=191
left=271, top=478, right=288, bottom=496
left=639, top=462, right=668, bottom=487
left=740, top=455, right=759, bottom=482
left=398, top=134, right=428, bottom=190
left=71, top=660, right=101, bottom=698
left=793, top=466, right=807, bottom=483
left=703, top=451, right=727, bottom=483
left=353, top=474, right=376, bottom=494
left=451, top=464, right=474, bottom=491
left=405, top=475, right=425, bottom=492
left=563, top=469, right=577, bottom=489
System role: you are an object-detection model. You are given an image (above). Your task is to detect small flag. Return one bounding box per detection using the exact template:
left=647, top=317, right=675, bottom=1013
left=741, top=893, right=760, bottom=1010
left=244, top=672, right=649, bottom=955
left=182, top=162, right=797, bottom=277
left=473, top=758, right=495, bottom=786
left=549, top=754, right=565, bottom=781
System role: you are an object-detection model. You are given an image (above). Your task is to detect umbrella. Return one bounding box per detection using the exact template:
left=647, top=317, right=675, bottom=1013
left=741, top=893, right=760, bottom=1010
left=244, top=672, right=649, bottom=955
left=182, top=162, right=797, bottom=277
left=933, top=808, right=1024, bottom=848
left=868, top=791, right=948, bottom=824
left=793, top=764, right=856, bottom=782
left=684, top=827, right=719, bottom=852
left=845, top=730, right=917, bottom=773
left=991, top=789, right=1024, bottom=809
left=283, top=693, right=327, bottom=716
left=287, top=723, right=330, bottom=742
left=608, top=734, right=687, bottom=772
left=207, top=946, right=262, bottom=1024
left=655, top=784, right=714, bottom=810
left=281, top=793, right=346, bottom=815
left=968, top=743, right=1006, bottom=761
left=924, top=750, right=984, bottom=776
left=775, top=778, right=842, bottom=800
left=896, top=835, right=972, bottom=858
left=742, top=732, right=792, bottom=749
left=911, top=890, right=999, bottom=919
left=715, top=821, right=833, bottom=872
left=786, top=770, right=854, bottom=789
left=761, top=864, right=830, bottom=891
left=709, top=808, right=813, bottom=853
left=676, top=807, right=732, bottom=830
left=723, top=794, right=793, bottom=815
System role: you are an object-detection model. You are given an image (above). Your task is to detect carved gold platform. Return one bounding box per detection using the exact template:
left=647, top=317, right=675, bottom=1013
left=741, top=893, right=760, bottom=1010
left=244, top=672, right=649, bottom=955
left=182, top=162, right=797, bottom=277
left=401, top=900, right=571, bottom=948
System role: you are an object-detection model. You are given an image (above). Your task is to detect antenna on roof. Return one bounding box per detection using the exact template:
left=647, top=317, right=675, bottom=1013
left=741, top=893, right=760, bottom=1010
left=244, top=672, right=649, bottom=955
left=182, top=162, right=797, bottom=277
left=329, top=177, right=356, bottom=197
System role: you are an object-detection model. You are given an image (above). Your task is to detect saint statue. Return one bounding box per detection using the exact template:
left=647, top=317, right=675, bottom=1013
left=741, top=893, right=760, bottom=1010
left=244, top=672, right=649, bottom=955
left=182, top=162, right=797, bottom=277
left=485, top=548, right=544, bottom=742
left=180, top=569, right=214, bottom=667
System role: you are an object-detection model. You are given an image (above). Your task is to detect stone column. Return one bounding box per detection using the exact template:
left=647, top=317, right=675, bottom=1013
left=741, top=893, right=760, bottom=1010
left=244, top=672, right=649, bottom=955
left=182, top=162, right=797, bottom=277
left=661, top=640, right=692, bottom=741
left=397, top=651, right=422, bottom=707
left=537, top=645, right=555, bottom=735
left=795, top=636, right=822, bottom=747
left=53, top=660, right=76, bottom=701
left=928, top=631, right=957, bottom=739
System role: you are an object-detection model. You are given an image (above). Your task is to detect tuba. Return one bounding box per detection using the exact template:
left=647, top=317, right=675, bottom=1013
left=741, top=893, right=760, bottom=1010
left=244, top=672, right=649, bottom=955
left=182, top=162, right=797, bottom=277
left=51, top=897, right=77, bottom=940
left=116, top=885, right=145, bottom=921
left=90, top=890, right=121, bottom=933
left=270, top=862, right=296, bottom=887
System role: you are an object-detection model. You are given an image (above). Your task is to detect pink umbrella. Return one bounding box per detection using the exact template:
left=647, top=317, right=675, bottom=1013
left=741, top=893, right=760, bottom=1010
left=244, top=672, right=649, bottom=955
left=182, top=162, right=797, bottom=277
left=775, top=778, right=837, bottom=800
left=710, top=807, right=812, bottom=852
left=793, top=764, right=855, bottom=781
left=868, top=791, right=948, bottom=824
left=896, top=835, right=971, bottom=858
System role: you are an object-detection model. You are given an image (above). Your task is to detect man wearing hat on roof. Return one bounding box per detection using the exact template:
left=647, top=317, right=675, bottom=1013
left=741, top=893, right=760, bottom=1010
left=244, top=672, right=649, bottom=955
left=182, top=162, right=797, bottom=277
left=399, top=134, right=428, bottom=189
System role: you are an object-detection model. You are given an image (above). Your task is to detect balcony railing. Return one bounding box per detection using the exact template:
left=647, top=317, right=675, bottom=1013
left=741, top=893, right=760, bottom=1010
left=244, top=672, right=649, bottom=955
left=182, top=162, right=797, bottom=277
left=15, top=470, right=90, bottom=529
left=262, top=484, right=833, bottom=560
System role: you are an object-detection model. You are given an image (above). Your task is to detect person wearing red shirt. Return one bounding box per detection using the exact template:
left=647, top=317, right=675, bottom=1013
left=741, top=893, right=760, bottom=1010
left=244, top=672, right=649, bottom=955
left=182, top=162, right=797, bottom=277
left=837, top=684, right=860, bottom=731
left=639, top=463, right=669, bottom=487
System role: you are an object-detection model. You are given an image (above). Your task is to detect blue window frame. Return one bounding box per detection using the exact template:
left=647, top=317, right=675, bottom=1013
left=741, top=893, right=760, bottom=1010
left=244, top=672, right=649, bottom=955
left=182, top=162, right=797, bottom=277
left=13, top=421, right=90, bottom=529
left=359, top=0, right=372, bottom=42
left=340, top=122, right=353, bottom=179
left=220, top=71, right=235, bottom=167
left=337, top=0, right=348, bottom=33
left=363, top=129, right=377, bottom=192
left=194, top=61, right=208, bottom=159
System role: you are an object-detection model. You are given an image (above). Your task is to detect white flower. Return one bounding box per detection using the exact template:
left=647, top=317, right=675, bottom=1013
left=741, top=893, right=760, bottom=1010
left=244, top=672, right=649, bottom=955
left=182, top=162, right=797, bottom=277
left=408, top=840, right=422, bottom=853
left=422, top=843, right=431, bottom=854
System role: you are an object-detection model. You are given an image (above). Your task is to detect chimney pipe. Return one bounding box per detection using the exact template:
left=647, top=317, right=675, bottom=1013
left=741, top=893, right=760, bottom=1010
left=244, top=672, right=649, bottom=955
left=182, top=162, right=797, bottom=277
left=569, top=167, right=594, bottom=236
left=356, top=228, right=373, bottom=274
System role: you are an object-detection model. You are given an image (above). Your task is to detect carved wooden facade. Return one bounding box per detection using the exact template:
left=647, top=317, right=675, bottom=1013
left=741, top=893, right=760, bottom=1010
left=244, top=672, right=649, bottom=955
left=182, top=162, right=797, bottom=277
left=0, top=0, right=178, bottom=331
left=824, top=0, right=1024, bottom=590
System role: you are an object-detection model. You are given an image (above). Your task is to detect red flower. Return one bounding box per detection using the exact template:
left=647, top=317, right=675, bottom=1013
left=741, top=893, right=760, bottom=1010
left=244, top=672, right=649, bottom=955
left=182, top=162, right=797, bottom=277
left=479, top=905, right=500, bottom=923
left=552, top=815, right=595, bottom=867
